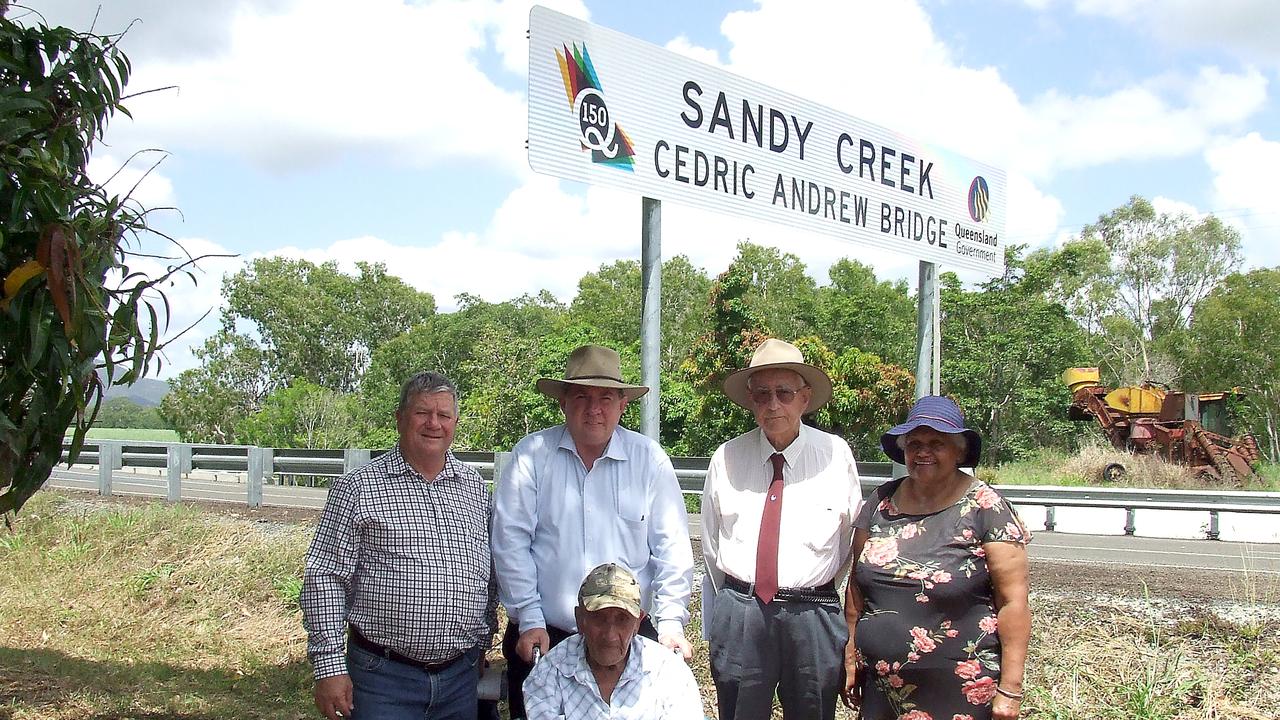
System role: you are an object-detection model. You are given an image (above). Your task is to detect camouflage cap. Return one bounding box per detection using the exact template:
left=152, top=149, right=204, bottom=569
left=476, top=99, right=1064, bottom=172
left=577, top=563, right=642, bottom=618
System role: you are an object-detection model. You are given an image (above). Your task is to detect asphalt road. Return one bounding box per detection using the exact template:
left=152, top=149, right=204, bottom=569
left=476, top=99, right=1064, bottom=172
left=45, top=467, right=1280, bottom=576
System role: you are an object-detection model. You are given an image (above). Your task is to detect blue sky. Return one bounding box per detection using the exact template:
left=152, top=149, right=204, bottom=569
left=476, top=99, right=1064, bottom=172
left=16, top=0, right=1280, bottom=378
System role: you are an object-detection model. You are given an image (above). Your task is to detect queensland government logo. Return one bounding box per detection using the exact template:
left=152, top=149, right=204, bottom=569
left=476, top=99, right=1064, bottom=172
left=968, top=176, right=990, bottom=222
left=556, top=43, right=635, bottom=171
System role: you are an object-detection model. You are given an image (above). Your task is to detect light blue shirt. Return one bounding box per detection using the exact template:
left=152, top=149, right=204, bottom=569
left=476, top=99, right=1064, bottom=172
left=492, top=424, right=693, bottom=636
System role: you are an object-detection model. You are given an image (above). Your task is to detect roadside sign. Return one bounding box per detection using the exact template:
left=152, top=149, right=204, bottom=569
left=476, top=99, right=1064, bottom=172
left=528, top=6, right=1006, bottom=274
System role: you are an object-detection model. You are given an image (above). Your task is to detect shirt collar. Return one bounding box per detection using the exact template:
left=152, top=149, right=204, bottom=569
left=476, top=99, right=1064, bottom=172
left=754, top=423, right=809, bottom=469
left=557, top=425, right=629, bottom=464
left=389, top=445, right=464, bottom=483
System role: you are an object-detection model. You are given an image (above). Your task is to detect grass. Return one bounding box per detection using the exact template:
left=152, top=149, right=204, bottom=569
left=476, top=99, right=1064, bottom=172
left=65, top=428, right=181, bottom=442
left=3, top=491, right=1278, bottom=720
left=991, top=445, right=1280, bottom=491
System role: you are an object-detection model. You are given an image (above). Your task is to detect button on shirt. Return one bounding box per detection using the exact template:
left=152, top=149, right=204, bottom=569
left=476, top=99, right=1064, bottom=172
left=523, top=634, right=704, bottom=720
left=702, top=424, right=862, bottom=590
left=301, top=447, right=497, bottom=680
left=491, top=425, right=693, bottom=636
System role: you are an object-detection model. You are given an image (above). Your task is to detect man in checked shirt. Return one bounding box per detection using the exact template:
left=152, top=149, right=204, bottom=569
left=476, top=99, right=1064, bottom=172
left=302, top=371, right=497, bottom=720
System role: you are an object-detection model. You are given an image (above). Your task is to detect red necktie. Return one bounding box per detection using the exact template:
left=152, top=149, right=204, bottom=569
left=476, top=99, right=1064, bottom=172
left=754, top=453, right=785, bottom=603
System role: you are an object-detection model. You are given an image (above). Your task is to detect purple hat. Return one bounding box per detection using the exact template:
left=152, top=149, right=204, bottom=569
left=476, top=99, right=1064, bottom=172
left=880, top=396, right=982, bottom=467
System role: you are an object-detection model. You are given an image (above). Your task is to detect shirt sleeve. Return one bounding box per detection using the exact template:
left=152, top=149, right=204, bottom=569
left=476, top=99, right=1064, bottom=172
left=700, top=445, right=726, bottom=593
left=646, top=447, right=694, bottom=637
left=521, top=652, right=562, bottom=720
left=661, top=654, right=708, bottom=720
left=300, top=472, right=360, bottom=680
left=491, top=441, right=546, bottom=630
left=978, top=486, right=1032, bottom=546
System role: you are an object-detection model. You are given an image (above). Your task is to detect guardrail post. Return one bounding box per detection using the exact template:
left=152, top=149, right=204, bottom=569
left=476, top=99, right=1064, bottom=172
left=1043, top=506, right=1056, bottom=532
left=1207, top=510, right=1221, bottom=541
left=263, top=448, right=275, bottom=486
left=493, top=452, right=513, bottom=488
left=180, top=443, right=193, bottom=473
left=1124, top=508, right=1136, bottom=536
left=344, top=449, right=371, bottom=475
left=166, top=445, right=184, bottom=502
left=247, top=447, right=264, bottom=508
left=97, top=442, right=119, bottom=496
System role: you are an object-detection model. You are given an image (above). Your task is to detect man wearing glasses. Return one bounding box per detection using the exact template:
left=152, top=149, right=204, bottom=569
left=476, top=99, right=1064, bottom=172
left=701, top=339, right=863, bottom=720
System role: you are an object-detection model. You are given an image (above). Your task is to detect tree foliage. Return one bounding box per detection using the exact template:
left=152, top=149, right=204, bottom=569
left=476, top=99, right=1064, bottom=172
left=1182, top=268, right=1280, bottom=460
left=1, top=14, right=195, bottom=513
left=815, top=258, right=915, bottom=367
left=95, top=397, right=169, bottom=429
left=1040, top=196, right=1241, bottom=384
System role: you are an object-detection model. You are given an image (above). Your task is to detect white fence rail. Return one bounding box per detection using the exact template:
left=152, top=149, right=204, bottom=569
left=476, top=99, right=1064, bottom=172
left=58, top=441, right=1280, bottom=540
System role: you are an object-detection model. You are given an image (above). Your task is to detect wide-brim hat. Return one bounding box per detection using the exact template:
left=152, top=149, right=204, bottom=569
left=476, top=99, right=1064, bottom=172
left=723, top=338, right=833, bottom=415
left=578, top=562, right=643, bottom=618
left=880, top=395, right=982, bottom=467
left=535, top=344, right=649, bottom=401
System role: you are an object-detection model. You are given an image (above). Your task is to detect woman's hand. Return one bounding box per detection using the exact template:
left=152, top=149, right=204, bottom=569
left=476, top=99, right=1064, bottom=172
left=840, top=639, right=863, bottom=710
left=992, top=691, right=1021, bottom=719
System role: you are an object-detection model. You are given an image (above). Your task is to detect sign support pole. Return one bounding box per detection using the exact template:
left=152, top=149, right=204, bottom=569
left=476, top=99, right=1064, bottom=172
left=640, top=197, right=662, bottom=441
left=914, top=260, right=939, bottom=399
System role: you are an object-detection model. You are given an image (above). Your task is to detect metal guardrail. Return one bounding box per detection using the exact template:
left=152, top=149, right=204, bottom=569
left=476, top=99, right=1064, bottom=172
left=59, top=441, right=1280, bottom=539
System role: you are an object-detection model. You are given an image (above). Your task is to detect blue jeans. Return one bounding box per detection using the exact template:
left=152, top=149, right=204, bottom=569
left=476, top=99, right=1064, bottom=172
left=347, top=643, right=482, bottom=720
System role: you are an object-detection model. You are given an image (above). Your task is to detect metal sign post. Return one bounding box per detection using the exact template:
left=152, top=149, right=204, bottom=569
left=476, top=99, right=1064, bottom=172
left=641, top=197, right=662, bottom=440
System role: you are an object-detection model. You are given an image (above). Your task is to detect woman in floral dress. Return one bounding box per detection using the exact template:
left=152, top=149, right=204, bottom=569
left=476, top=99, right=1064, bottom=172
left=842, top=396, right=1031, bottom=720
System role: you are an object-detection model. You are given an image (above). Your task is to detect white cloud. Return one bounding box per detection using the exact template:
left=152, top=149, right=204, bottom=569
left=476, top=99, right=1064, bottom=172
left=1204, top=132, right=1280, bottom=267
left=490, top=0, right=591, bottom=76
left=86, top=153, right=176, bottom=209
left=62, top=0, right=529, bottom=175
left=1068, top=0, right=1280, bottom=66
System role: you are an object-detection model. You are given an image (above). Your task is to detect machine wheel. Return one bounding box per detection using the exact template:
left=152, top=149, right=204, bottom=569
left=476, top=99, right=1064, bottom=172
left=1102, top=463, right=1126, bottom=483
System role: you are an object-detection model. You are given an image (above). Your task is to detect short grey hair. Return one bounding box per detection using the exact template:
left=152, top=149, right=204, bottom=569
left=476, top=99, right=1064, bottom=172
left=896, top=431, right=967, bottom=455
left=399, top=371, right=459, bottom=415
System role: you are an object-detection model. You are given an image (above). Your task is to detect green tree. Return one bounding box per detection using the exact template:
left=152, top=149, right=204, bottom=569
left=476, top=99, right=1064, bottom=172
left=815, top=258, right=915, bottom=367
left=570, top=255, right=711, bottom=372
left=1182, top=268, right=1280, bottom=460
left=729, top=241, right=818, bottom=341
left=160, top=332, right=267, bottom=443
left=221, top=258, right=434, bottom=393
left=1, top=13, right=193, bottom=513
left=1041, top=196, right=1241, bottom=384
left=236, top=380, right=363, bottom=449
left=942, top=248, right=1091, bottom=463
left=94, top=397, right=169, bottom=429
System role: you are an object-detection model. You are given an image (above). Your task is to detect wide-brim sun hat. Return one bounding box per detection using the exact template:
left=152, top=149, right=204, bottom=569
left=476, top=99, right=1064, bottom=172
left=535, top=344, right=649, bottom=401
left=723, top=338, right=833, bottom=415
left=880, top=395, right=983, bottom=468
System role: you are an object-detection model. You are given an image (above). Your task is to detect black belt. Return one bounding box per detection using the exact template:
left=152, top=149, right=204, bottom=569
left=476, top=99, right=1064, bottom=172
left=348, top=625, right=465, bottom=673
left=723, top=575, right=840, bottom=604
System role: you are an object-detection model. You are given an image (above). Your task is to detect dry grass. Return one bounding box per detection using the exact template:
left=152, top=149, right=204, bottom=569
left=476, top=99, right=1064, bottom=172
left=4, top=491, right=1278, bottom=720
left=1058, top=444, right=1201, bottom=488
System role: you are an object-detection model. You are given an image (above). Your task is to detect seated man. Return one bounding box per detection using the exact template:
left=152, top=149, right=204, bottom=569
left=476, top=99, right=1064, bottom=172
left=523, top=563, right=703, bottom=720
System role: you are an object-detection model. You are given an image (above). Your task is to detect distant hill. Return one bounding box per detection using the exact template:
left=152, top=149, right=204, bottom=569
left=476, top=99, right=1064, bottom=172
left=98, top=371, right=169, bottom=407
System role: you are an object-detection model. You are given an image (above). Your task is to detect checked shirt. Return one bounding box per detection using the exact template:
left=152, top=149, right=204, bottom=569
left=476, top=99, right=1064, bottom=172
left=301, top=446, right=497, bottom=679
left=523, top=634, right=704, bottom=720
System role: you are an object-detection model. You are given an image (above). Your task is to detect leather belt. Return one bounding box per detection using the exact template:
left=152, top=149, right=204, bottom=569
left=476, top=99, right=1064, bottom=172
left=348, top=625, right=465, bottom=672
left=723, top=574, right=840, bottom=604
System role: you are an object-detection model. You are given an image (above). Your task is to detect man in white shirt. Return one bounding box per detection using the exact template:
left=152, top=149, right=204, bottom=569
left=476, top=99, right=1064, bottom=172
left=492, top=345, right=694, bottom=719
left=701, top=339, right=862, bottom=720
left=523, top=563, right=703, bottom=720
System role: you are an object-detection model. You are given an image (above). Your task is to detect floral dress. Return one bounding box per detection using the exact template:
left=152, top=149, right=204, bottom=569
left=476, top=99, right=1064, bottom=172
left=852, top=477, right=1030, bottom=720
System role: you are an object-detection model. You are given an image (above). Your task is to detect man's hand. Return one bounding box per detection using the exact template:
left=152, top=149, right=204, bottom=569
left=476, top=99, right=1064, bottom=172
left=314, top=674, right=354, bottom=720
left=517, top=627, right=551, bottom=663
left=659, top=632, right=693, bottom=660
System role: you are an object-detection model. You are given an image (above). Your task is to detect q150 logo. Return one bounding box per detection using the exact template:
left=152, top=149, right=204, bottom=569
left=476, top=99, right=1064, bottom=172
left=556, top=43, right=635, bottom=171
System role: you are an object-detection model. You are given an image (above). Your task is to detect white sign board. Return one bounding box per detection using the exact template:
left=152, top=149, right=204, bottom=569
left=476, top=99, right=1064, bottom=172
left=528, top=6, right=1006, bottom=274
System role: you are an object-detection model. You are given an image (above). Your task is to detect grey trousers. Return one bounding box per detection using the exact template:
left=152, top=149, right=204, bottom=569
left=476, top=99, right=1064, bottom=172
left=708, top=585, right=848, bottom=720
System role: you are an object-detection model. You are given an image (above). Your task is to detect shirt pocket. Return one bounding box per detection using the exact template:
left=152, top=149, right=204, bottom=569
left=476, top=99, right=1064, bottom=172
left=801, top=507, right=846, bottom=555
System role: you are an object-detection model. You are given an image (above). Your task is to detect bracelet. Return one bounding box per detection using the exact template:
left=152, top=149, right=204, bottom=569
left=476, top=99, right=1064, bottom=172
left=995, top=685, right=1024, bottom=700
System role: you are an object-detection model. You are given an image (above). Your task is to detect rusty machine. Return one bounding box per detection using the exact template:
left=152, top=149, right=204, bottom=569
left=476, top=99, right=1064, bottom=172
left=1063, top=367, right=1261, bottom=482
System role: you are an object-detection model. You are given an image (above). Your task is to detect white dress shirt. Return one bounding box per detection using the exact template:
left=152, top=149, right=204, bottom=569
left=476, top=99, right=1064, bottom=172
left=702, top=424, right=862, bottom=591
left=492, top=424, right=694, bottom=636
left=523, top=634, right=704, bottom=720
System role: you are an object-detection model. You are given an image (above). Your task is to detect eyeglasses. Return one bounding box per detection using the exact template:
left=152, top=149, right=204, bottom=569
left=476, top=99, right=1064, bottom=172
left=749, top=386, right=806, bottom=406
